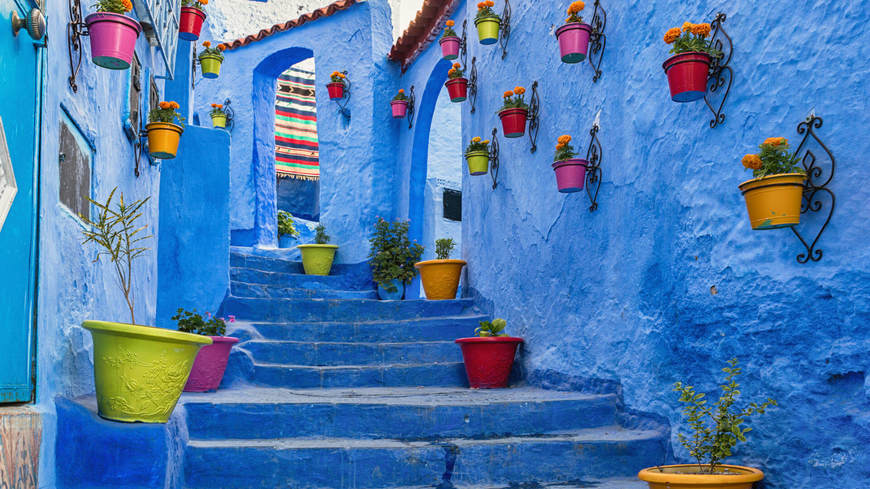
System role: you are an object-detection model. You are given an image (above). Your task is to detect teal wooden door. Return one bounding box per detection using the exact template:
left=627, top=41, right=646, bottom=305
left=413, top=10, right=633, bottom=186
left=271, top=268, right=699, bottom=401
left=0, top=0, right=42, bottom=402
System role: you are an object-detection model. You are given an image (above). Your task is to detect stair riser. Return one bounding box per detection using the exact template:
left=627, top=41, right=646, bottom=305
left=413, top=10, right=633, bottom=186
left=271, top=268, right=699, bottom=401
left=230, top=267, right=373, bottom=290
left=221, top=297, right=475, bottom=323
left=250, top=363, right=469, bottom=388
left=252, top=317, right=485, bottom=342
left=231, top=282, right=377, bottom=300
left=185, top=397, right=618, bottom=440
left=243, top=341, right=462, bottom=366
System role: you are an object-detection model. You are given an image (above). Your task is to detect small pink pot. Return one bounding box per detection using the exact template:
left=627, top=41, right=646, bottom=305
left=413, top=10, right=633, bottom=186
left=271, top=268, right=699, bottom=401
left=555, top=23, right=591, bottom=63
left=552, top=159, right=588, bottom=193
left=391, top=100, right=409, bottom=118
left=440, top=36, right=461, bottom=60
left=183, top=336, right=239, bottom=392
left=85, top=12, right=142, bottom=70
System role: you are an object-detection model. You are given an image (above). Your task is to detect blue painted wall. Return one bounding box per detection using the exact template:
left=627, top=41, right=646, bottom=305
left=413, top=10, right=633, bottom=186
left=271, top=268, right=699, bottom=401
left=395, top=1, right=870, bottom=487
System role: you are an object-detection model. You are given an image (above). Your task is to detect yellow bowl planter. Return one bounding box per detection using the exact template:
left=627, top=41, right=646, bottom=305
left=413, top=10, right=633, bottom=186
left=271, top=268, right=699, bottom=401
left=475, top=17, right=500, bottom=44
left=297, top=244, right=338, bottom=275
left=415, top=259, right=466, bottom=300
left=211, top=113, right=227, bottom=128
left=146, top=122, right=183, bottom=159
left=738, top=173, right=806, bottom=230
left=638, top=464, right=764, bottom=489
left=82, top=320, right=212, bottom=423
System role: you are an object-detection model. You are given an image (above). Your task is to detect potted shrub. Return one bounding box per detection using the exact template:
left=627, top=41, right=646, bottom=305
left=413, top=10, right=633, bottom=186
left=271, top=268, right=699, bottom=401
left=464, top=137, right=490, bottom=176
left=85, top=0, right=141, bottom=70
left=415, top=238, right=465, bottom=300
left=147, top=101, right=184, bottom=159
left=638, top=358, right=777, bottom=488
left=277, top=210, right=299, bottom=248
left=209, top=103, right=227, bottom=128
left=455, top=319, right=523, bottom=388
left=327, top=71, right=348, bottom=99
left=198, top=41, right=225, bottom=78
left=555, top=1, right=592, bottom=63
left=179, top=0, right=208, bottom=41
left=662, top=22, right=720, bottom=102
left=368, top=218, right=423, bottom=300
left=739, top=137, right=806, bottom=230
left=173, top=310, right=239, bottom=392
left=440, top=19, right=460, bottom=60
left=444, top=63, right=468, bottom=103
left=552, top=134, right=588, bottom=193
left=498, top=86, right=529, bottom=138
left=391, top=89, right=409, bottom=118
left=474, top=0, right=500, bottom=45
left=297, top=224, right=338, bottom=275
left=80, top=189, right=211, bottom=423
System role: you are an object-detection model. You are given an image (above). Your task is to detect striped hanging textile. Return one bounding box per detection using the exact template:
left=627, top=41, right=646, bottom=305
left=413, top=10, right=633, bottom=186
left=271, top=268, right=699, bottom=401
left=275, top=67, right=319, bottom=180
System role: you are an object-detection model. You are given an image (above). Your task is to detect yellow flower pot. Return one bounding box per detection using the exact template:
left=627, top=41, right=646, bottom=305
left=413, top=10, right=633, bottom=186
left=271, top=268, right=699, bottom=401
left=81, top=320, right=212, bottom=423
left=415, top=259, right=466, bottom=300
left=297, top=244, right=338, bottom=275
left=738, top=173, right=806, bottom=230
left=211, top=113, right=227, bottom=128
left=638, top=464, right=764, bottom=489
left=146, top=122, right=183, bottom=159
left=465, top=151, right=489, bottom=175
left=475, top=17, right=500, bottom=45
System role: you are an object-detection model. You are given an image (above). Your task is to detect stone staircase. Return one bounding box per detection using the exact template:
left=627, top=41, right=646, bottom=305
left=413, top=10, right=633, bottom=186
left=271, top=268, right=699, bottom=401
left=178, top=250, right=667, bottom=488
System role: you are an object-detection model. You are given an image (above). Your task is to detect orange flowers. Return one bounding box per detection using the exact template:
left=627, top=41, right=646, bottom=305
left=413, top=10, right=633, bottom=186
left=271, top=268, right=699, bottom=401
left=503, top=90, right=513, bottom=98
left=477, top=0, right=493, bottom=9
left=681, top=21, right=694, bottom=33
left=691, top=23, right=711, bottom=37
left=170, top=101, right=180, bottom=109
left=217, top=44, right=226, bottom=51
left=742, top=154, right=762, bottom=170
left=513, top=86, right=526, bottom=95
left=663, top=27, right=681, bottom=44
left=121, top=0, right=132, bottom=11
left=446, top=20, right=455, bottom=27
left=472, top=137, right=481, bottom=143
left=453, top=62, right=460, bottom=69
left=557, top=135, right=571, bottom=144
left=159, top=101, right=171, bottom=109
left=398, top=89, right=405, bottom=93
left=198, top=0, right=208, bottom=4
left=203, top=41, right=211, bottom=48
left=567, top=1, right=584, bottom=14
left=763, top=137, right=788, bottom=147
left=210, top=103, right=223, bottom=109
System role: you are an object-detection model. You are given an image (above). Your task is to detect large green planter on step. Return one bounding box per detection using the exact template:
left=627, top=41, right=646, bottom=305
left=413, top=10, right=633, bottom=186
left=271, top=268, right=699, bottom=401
left=82, top=320, right=212, bottom=423
left=297, top=244, right=339, bottom=275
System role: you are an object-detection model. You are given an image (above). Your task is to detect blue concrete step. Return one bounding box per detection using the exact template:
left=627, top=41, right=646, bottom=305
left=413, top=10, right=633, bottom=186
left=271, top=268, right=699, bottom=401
left=249, top=314, right=488, bottom=342
left=181, top=387, right=619, bottom=441
left=392, top=480, right=648, bottom=489
left=221, top=296, right=476, bottom=322
left=249, top=360, right=469, bottom=388
left=230, top=281, right=378, bottom=299
left=242, top=339, right=461, bottom=365
left=183, top=427, right=667, bottom=489
left=229, top=252, right=374, bottom=290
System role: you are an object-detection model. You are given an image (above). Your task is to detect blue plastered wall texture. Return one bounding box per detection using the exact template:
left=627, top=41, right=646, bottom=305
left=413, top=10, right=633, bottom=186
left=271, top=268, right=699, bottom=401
left=396, top=1, right=870, bottom=487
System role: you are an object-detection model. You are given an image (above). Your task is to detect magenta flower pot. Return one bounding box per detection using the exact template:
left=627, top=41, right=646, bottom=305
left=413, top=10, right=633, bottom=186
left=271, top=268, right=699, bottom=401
left=391, top=100, right=408, bottom=118
left=85, top=12, right=142, bottom=70
left=552, top=159, right=588, bottom=193
left=440, top=36, right=461, bottom=60
left=555, top=23, right=591, bottom=63
left=183, top=336, right=239, bottom=392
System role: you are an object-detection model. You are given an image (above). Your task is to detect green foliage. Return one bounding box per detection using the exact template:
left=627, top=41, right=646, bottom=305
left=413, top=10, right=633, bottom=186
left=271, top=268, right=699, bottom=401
left=314, top=224, right=330, bottom=244
left=673, top=358, right=777, bottom=473
left=667, top=25, right=722, bottom=58
left=198, top=44, right=225, bottom=61
left=277, top=211, right=299, bottom=238
left=465, top=137, right=490, bottom=154
left=368, top=218, right=424, bottom=287
left=208, top=103, right=226, bottom=117
left=392, top=90, right=409, bottom=101
left=475, top=318, right=507, bottom=337
left=172, top=308, right=227, bottom=336
left=93, top=0, right=131, bottom=14
left=148, top=103, right=186, bottom=128
left=80, top=188, right=151, bottom=325
left=182, top=0, right=207, bottom=12
left=554, top=136, right=578, bottom=162
left=499, top=88, right=529, bottom=111
left=747, top=139, right=805, bottom=179
left=475, top=4, right=499, bottom=21
left=442, top=25, right=458, bottom=38
left=435, top=238, right=455, bottom=260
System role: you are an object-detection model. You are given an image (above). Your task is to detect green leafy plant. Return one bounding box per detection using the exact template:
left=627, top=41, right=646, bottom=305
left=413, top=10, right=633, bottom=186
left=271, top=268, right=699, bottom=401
left=672, top=358, right=777, bottom=473
left=314, top=224, right=330, bottom=244
left=182, top=0, right=208, bottom=12
left=94, top=0, right=132, bottom=14
left=554, top=134, right=578, bottom=162
left=465, top=136, right=490, bottom=154
left=368, top=218, right=424, bottom=290
left=475, top=0, right=499, bottom=20
left=442, top=19, right=458, bottom=38
left=663, top=22, right=722, bottom=58
left=329, top=71, right=347, bottom=84
left=475, top=318, right=507, bottom=337
left=80, top=188, right=151, bottom=325
left=278, top=211, right=299, bottom=238
left=208, top=103, right=227, bottom=117
left=741, top=137, right=805, bottom=179
left=392, top=89, right=409, bottom=101
left=435, top=238, right=455, bottom=260
left=499, top=86, right=528, bottom=111
left=172, top=308, right=230, bottom=336
left=149, top=101, right=186, bottom=128
left=198, top=41, right=225, bottom=61
left=447, top=62, right=465, bottom=80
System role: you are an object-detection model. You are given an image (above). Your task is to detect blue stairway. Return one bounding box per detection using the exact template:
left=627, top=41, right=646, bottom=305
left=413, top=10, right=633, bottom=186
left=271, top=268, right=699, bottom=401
left=179, top=250, right=667, bottom=488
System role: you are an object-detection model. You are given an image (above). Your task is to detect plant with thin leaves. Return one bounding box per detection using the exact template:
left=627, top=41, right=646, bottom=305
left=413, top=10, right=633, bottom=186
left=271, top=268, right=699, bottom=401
left=475, top=318, right=507, bottom=337
left=278, top=211, right=299, bottom=237
left=673, top=358, right=777, bottom=473
left=80, top=188, right=151, bottom=325
left=435, top=238, right=455, bottom=260
left=314, top=224, right=330, bottom=244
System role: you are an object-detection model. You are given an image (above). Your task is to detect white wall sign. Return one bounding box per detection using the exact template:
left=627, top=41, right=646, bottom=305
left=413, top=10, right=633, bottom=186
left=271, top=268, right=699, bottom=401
left=0, top=117, right=18, bottom=232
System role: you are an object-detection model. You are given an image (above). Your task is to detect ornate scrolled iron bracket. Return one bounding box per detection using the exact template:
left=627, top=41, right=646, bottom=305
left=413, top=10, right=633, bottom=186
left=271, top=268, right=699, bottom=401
left=584, top=122, right=603, bottom=211
left=332, top=71, right=351, bottom=121
left=133, top=129, right=156, bottom=178
left=489, top=127, right=501, bottom=189
left=460, top=19, right=469, bottom=66
left=526, top=80, right=540, bottom=153
left=221, top=98, right=235, bottom=132
left=406, top=85, right=416, bottom=129
left=703, top=12, right=733, bottom=128
left=468, top=57, right=479, bottom=113
left=586, top=0, right=607, bottom=82
left=67, top=0, right=89, bottom=92
left=499, top=0, right=511, bottom=59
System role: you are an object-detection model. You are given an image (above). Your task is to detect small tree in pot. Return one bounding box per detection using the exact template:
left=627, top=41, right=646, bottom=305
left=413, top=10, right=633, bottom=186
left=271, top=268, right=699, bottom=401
left=415, top=238, right=466, bottom=300
left=173, top=310, right=239, bottom=392
left=369, top=218, right=423, bottom=300
left=297, top=224, right=338, bottom=275
left=455, top=318, right=523, bottom=388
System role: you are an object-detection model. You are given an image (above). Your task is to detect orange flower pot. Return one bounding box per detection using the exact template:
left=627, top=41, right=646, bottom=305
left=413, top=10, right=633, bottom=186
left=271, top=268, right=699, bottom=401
left=146, top=122, right=183, bottom=159
left=414, top=259, right=466, bottom=300
left=738, top=173, right=806, bottom=230
left=638, top=464, right=764, bottom=489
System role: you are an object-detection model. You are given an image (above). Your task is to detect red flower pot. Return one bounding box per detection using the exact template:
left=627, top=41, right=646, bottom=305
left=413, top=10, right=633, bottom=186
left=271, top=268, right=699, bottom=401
left=662, top=51, right=712, bottom=102
left=456, top=337, right=523, bottom=388
left=391, top=100, right=408, bottom=118
left=183, top=336, right=239, bottom=392
left=552, top=159, right=588, bottom=193
left=440, top=36, right=461, bottom=60
left=555, top=23, right=591, bottom=63
left=327, top=82, right=346, bottom=99
left=445, top=78, right=468, bottom=102
left=178, top=7, right=206, bottom=41
left=498, top=108, right=528, bottom=138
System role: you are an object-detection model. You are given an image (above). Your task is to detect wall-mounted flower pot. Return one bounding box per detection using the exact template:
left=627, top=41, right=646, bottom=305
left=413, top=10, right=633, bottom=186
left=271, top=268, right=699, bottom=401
left=297, top=244, right=338, bottom=275
left=662, top=51, right=712, bottom=102
left=415, top=259, right=466, bottom=300
left=81, top=320, right=211, bottom=423
left=179, top=7, right=206, bottom=41
left=637, top=464, right=764, bottom=489
left=327, top=82, right=346, bottom=99
left=278, top=234, right=295, bottom=248
left=552, top=158, right=588, bottom=193
left=211, top=113, right=226, bottom=128
left=455, top=336, right=523, bottom=388
left=377, top=279, right=405, bottom=300
left=440, top=36, right=461, bottom=59
left=391, top=100, right=409, bottom=118
left=183, top=336, right=239, bottom=392
left=84, top=13, right=141, bottom=70
left=465, top=150, right=489, bottom=175
left=146, top=122, right=184, bottom=159
left=475, top=17, right=500, bottom=45
left=555, top=23, right=591, bottom=63
left=738, top=173, right=806, bottom=230
left=498, top=108, right=528, bottom=138
left=199, top=54, right=222, bottom=78
left=445, top=78, right=468, bottom=102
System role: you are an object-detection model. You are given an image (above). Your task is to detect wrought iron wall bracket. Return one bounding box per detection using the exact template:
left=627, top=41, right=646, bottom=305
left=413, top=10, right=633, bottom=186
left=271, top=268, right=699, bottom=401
left=586, top=0, right=607, bottom=82
left=526, top=80, right=540, bottom=153
left=133, top=129, right=156, bottom=177
left=331, top=71, right=351, bottom=121
left=499, top=0, right=511, bottom=59
left=489, top=127, right=501, bottom=189
left=460, top=19, right=469, bottom=67
left=703, top=12, right=733, bottom=128
left=468, top=57, right=479, bottom=113
left=584, top=123, right=603, bottom=211
left=67, top=0, right=89, bottom=92
left=406, top=85, right=416, bottom=129
left=221, top=98, right=235, bottom=132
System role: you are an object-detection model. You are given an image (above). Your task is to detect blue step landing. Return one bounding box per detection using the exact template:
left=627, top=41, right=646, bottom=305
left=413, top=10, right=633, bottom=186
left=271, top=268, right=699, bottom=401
left=247, top=314, right=488, bottom=342
left=230, top=250, right=374, bottom=290
left=242, top=339, right=462, bottom=365
left=231, top=281, right=378, bottom=299
left=249, top=360, right=469, bottom=388
left=220, top=296, right=476, bottom=322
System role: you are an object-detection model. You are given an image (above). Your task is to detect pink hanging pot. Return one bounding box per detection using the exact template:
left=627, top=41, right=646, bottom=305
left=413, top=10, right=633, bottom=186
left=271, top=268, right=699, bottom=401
left=85, top=12, right=141, bottom=70
left=391, top=100, right=408, bottom=118
left=440, top=36, right=461, bottom=60
left=552, top=159, right=588, bottom=193
left=555, top=23, right=591, bottom=63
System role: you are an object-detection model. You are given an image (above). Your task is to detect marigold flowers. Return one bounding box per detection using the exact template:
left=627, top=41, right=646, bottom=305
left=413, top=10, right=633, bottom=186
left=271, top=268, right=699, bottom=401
left=742, top=154, right=762, bottom=170
left=503, top=90, right=513, bottom=98
left=763, top=137, right=787, bottom=147
left=742, top=137, right=803, bottom=178
left=568, top=1, right=585, bottom=13
left=681, top=22, right=694, bottom=32
left=446, top=20, right=454, bottom=27
left=150, top=101, right=185, bottom=126
left=217, top=44, right=226, bottom=51
left=203, top=41, right=211, bottom=48
left=121, top=0, right=132, bottom=11
left=691, top=23, right=711, bottom=37
left=553, top=134, right=577, bottom=162
left=663, top=21, right=722, bottom=57
left=472, top=137, right=481, bottom=143
left=557, top=135, right=571, bottom=144
left=664, top=27, right=681, bottom=44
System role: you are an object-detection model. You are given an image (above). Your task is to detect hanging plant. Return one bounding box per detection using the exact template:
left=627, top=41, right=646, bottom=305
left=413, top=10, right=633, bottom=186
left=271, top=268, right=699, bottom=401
left=85, top=0, right=141, bottom=70
left=551, top=134, right=588, bottom=193
left=662, top=22, right=721, bottom=102
left=440, top=19, right=461, bottom=60
left=497, top=86, right=528, bottom=138
left=146, top=101, right=185, bottom=159
left=738, top=137, right=806, bottom=230
left=464, top=137, right=490, bottom=175
left=555, top=1, right=592, bottom=63
left=179, top=0, right=209, bottom=41
left=444, top=62, right=468, bottom=103
left=198, top=41, right=225, bottom=78
left=391, top=89, right=409, bottom=118
left=474, top=0, right=500, bottom=45
left=209, top=103, right=227, bottom=128
left=327, top=71, right=348, bottom=99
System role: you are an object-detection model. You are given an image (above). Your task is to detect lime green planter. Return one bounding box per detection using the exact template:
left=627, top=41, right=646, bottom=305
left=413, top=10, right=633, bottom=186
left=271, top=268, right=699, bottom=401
left=475, top=17, right=500, bottom=45
left=199, top=54, right=223, bottom=78
left=81, top=320, right=212, bottom=423
left=465, top=150, right=489, bottom=175
left=297, top=244, right=339, bottom=275
left=211, top=113, right=227, bottom=128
